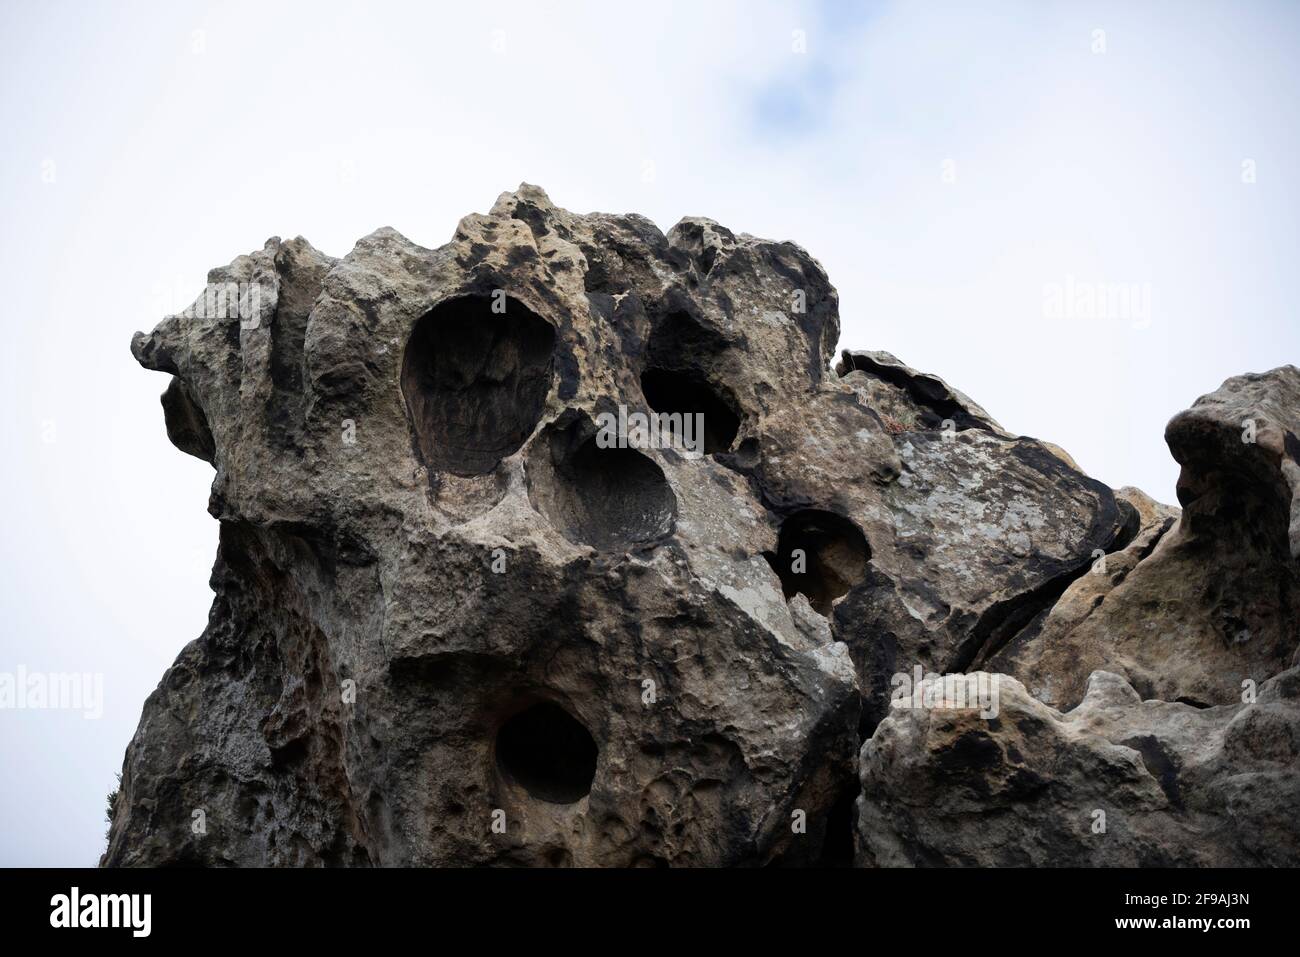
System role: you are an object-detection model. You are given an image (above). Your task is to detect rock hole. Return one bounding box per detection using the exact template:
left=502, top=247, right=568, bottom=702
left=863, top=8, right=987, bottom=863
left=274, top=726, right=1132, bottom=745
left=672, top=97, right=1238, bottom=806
left=545, top=847, right=573, bottom=867
left=818, top=787, right=858, bottom=867
left=1121, top=734, right=1184, bottom=810
left=528, top=414, right=677, bottom=550
left=401, top=295, right=555, bottom=477
left=640, top=368, right=741, bottom=454
left=647, top=309, right=731, bottom=362
left=495, top=702, right=597, bottom=805
left=765, top=509, right=870, bottom=616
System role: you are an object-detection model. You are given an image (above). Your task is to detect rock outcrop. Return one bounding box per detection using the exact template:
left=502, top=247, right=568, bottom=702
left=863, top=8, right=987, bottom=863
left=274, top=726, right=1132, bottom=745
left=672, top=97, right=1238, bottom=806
left=988, top=366, right=1300, bottom=711
left=858, top=667, right=1300, bottom=867
left=105, top=186, right=1300, bottom=867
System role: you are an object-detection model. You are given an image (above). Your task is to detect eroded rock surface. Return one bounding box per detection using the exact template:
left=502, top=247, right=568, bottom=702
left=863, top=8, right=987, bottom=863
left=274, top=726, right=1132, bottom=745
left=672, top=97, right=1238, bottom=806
left=108, top=186, right=865, bottom=867
left=989, top=367, right=1300, bottom=710
left=106, top=186, right=1300, bottom=867
left=858, top=668, right=1300, bottom=867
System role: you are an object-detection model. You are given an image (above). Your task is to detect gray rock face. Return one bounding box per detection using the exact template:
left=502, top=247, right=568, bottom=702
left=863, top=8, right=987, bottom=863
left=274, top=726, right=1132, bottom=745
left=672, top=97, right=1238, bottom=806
left=860, top=366, right=1300, bottom=867
left=832, top=350, right=1127, bottom=733
left=989, top=366, right=1300, bottom=711
left=109, top=186, right=864, bottom=867
left=106, top=186, right=1300, bottom=867
left=858, top=667, right=1300, bottom=867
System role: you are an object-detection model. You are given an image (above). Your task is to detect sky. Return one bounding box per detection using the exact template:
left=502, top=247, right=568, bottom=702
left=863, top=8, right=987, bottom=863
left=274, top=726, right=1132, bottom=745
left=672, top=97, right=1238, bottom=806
left=1, top=0, right=1297, bottom=865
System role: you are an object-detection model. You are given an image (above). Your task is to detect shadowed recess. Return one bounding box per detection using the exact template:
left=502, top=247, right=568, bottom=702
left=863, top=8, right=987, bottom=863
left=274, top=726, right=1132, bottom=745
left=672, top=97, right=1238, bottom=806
left=766, top=509, right=870, bottom=616
left=496, top=703, right=597, bottom=804
left=819, top=786, right=859, bottom=867
left=640, top=368, right=741, bottom=454
left=401, top=295, right=555, bottom=476
left=838, top=352, right=992, bottom=432
left=528, top=415, right=677, bottom=550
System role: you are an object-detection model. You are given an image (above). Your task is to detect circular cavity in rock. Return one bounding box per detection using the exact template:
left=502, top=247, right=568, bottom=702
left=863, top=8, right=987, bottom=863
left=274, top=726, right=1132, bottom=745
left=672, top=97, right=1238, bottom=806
left=528, top=415, right=677, bottom=551
left=640, top=368, right=741, bottom=454
left=767, top=509, right=870, bottom=616
left=495, top=702, right=597, bottom=804
left=401, top=295, right=555, bottom=477
left=646, top=309, right=731, bottom=365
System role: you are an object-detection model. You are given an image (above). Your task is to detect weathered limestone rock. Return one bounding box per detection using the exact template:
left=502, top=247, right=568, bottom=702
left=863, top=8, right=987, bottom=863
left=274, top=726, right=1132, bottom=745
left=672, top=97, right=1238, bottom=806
left=989, top=367, right=1300, bottom=710
left=857, top=667, right=1300, bottom=867
left=837, top=349, right=1007, bottom=435
left=858, top=367, right=1300, bottom=868
left=108, top=186, right=868, bottom=866
left=106, top=186, right=1299, bottom=867
left=832, top=349, right=1127, bottom=732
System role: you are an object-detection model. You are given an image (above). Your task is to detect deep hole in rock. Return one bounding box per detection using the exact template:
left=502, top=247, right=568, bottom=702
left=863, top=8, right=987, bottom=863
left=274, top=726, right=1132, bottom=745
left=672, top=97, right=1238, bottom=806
left=766, top=509, right=870, bottom=616
left=819, top=787, right=859, bottom=867
left=401, top=295, right=555, bottom=476
left=528, top=416, right=677, bottom=550
left=647, top=309, right=731, bottom=363
left=640, top=368, right=741, bottom=454
left=495, top=702, right=597, bottom=804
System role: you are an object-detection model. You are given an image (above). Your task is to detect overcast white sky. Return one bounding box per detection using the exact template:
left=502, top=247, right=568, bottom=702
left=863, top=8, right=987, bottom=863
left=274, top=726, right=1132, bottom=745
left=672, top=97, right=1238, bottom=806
left=2, top=0, right=1297, bottom=865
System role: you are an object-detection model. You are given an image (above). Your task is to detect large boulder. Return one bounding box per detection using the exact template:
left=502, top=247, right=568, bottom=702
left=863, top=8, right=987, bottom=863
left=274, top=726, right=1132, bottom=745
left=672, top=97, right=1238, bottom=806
left=858, top=366, right=1300, bottom=868
left=107, top=186, right=866, bottom=866
left=106, top=186, right=1299, bottom=867
left=857, top=667, right=1300, bottom=867
left=832, top=349, right=1127, bottom=732
left=989, top=367, right=1300, bottom=709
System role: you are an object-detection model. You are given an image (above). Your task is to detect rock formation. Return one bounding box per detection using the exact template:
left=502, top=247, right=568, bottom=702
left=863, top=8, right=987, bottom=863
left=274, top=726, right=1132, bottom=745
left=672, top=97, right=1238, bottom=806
left=859, top=666, right=1300, bottom=866
left=104, top=185, right=1300, bottom=867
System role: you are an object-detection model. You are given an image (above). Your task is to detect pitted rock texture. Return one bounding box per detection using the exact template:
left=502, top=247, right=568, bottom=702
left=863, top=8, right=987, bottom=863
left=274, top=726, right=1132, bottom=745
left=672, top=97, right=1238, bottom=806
left=858, top=667, right=1300, bottom=867
left=989, top=367, right=1300, bottom=711
left=105, top=186, right=1300, bottom=867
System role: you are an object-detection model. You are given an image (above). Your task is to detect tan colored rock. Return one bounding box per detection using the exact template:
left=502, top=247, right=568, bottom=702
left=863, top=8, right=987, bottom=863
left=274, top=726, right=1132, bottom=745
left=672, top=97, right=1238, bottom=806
left=106, top=185, right=1300, bottom=868
left=108, top=186, right=865, bottom=866
left=858, top=666, right=1300, bottom=867
left=990, top=368, right=1300, bottom=710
